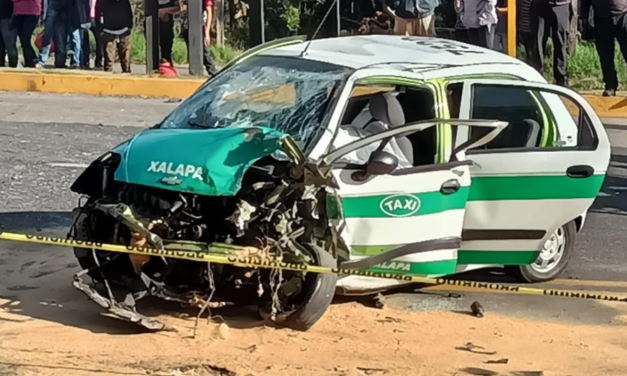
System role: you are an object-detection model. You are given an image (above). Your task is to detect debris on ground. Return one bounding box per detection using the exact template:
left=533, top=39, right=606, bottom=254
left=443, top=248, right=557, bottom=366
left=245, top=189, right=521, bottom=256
left=485, top=358, right=509, bottom=364
left=216, top=323, right=230, bottom=340
left=471, top=301, right=485, bottom=318
left=356, top=366, right=389, bottom=375
left=456, top=342, right=497, bottom=355
left=376, top=316, right=403, bottom=324
left=373, top=293, right=386, bottom=309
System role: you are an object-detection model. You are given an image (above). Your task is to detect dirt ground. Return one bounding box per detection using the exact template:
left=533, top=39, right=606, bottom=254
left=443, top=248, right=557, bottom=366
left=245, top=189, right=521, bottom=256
left=1, top=240, right=627, bottom=376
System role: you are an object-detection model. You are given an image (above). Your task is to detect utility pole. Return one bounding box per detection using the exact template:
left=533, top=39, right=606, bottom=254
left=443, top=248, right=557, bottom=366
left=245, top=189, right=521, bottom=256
left=144, top=0, right=160, bottom=72
left=336, top=0, right=341, bottom=36
left=568, top=0, right=578, bottom=55
left=188, top=0, right=203, bottom=75
left=507, top=0, right=517, bottom=57
left=249, top=0, right=264, bottom=47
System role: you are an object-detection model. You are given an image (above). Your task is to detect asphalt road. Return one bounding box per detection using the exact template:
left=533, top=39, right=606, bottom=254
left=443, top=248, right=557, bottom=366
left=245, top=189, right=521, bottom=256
left=1, top=91, right=627, bottom=326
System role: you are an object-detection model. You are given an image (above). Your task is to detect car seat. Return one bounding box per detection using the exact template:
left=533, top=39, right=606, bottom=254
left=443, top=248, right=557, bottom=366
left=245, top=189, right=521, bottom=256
left=365, top=93, right=414, bottom=165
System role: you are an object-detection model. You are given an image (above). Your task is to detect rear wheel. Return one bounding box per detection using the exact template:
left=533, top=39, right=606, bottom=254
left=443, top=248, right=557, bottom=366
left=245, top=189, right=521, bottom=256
left=514, top=221, right=576, bottom=283
left=259, top=244, right=337, bottom=331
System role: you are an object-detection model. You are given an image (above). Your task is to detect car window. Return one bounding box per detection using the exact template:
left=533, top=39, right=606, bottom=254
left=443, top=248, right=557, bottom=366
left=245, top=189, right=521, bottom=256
left=157, top=56, right=352, bottom=154
left=469, top=85, right=547, bottom=150
left=448, top=83, right=596, bottom=151
left=333, top=84, right=438, bottom=168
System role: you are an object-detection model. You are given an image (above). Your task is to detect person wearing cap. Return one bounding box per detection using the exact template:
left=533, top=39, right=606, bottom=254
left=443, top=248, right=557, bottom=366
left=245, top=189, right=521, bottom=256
left=581, top=0, right=627, bottom=97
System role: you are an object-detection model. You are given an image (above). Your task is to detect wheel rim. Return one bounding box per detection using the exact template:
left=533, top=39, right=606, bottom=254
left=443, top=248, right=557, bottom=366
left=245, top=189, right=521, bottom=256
left=530, top=226, right=566, bottom=273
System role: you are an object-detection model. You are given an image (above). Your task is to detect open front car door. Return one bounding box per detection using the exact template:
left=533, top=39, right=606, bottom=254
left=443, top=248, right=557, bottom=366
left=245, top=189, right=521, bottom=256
left=320, top=119, right=507, bottom=293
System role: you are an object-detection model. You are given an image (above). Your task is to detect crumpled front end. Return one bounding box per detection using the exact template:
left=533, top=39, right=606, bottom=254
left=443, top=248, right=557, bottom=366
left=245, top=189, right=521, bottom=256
left=68, top=126, right=338, bottom=331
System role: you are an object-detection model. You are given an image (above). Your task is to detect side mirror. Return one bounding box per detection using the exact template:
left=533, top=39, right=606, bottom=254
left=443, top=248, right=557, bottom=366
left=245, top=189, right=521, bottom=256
left=367, top=151, right=399, bottom=175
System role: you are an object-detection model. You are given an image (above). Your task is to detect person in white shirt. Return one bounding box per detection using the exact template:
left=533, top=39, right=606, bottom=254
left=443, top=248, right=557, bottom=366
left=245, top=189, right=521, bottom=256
left=455, top=0, right=498, bottom=49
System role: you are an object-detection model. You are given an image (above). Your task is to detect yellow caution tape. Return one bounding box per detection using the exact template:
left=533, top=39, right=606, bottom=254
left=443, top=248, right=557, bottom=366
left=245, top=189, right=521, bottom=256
left=1, top=230, right=626, bottom=304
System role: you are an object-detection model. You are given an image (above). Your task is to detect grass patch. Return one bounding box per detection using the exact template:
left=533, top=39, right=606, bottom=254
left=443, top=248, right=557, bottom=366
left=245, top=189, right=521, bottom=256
left=516, top=40, right=627, bottom=90
left=129, top=31, right=240, bottom=68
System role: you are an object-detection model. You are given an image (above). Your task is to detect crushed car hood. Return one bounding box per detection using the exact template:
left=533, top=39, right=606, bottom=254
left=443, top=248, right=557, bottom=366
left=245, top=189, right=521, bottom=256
left=112, top=126, right=295, bottom=196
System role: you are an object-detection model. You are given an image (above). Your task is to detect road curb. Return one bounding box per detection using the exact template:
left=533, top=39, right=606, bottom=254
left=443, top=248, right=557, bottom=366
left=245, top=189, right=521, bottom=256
left=2, top=70, right=627, bottom=118
left=580, top=95, right=627, bottom=119
left=0, top=70, right=204, bottom=99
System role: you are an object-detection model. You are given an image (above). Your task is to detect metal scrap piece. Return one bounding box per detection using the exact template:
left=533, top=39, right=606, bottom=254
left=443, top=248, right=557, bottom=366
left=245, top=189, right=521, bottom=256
left=228, top=200, right=257, bottom=237
left=72, top=273, right=174, bottom=331
left=94, top=202, right=165, bottom=249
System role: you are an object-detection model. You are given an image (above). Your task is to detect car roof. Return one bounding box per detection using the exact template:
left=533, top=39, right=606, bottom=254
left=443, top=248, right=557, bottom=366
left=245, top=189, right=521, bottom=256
left=260, top=35, right=528, bottom=71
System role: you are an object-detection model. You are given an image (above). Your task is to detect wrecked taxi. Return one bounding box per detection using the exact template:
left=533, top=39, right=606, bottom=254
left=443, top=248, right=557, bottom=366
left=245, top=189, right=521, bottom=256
left=68, top=35, right=611, bottom=331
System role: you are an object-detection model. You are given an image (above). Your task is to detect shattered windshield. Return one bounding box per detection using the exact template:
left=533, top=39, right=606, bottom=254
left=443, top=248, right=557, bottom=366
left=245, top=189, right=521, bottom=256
left=158, top=55, right=352, bottom=152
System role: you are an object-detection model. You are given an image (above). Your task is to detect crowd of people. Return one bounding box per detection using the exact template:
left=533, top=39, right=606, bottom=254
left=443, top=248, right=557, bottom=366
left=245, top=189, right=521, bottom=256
left=381, top=0, right=627, bottom=96
left=0, top=0, right=217, bottom=75
left=1, top=0, right=627, bottom=94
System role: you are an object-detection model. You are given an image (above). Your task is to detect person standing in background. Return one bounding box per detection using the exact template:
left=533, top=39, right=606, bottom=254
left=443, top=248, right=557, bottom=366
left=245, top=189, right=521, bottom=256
left=35, top=0, right=70, bottom=68
left=0, top=0, right=17, bottom=67
left=381, top=0, right=440, bottom=37
left=157, top=0, right=180, bottom=66
left=529, top=0, right=572, bottom=87
left=63, top=0, right=88, bottom=69
left=181, top=0, right=218, bottom=76
left=459, top=0, right=497, bottom=49
left=11, top=0, right=40, bottom=67
left=81, top=0, right=103, bottom=68
left=516, top=0, right=534, bottom=60
left=453, top=0, right=470, bottom=43
left=98, top=0, right=133, bottom=73
left=494, top=0, right=507, bottom=53
left=581, top=0, right=627, bottom=97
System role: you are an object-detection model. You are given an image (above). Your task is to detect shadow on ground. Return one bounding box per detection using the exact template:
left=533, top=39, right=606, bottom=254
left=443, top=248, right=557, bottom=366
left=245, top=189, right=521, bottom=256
left=590, top=153, right=627, bottom=216
left=0, top=211, right=73, bottom=232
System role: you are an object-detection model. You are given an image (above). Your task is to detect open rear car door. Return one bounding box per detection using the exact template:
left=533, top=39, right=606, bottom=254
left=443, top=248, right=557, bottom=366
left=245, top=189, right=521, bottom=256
left=320, top=119, right=507, bottom=292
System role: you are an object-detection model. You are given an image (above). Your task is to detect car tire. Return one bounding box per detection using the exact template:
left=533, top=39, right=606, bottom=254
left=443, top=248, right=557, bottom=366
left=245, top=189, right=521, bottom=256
left=259, top=244, right=337, bottom=331
left=514, top=221, right=576, bottom=283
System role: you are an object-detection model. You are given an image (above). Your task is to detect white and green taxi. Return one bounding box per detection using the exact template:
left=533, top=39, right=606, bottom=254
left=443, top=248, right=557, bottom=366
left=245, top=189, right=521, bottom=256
left=72, top=34, right=610, bottom=330
left=236, top=34, right=611, bottom=294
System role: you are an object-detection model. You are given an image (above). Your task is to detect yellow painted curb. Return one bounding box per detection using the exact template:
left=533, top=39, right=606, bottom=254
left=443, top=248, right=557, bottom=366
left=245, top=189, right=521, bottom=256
left=582, top=95, right=627, bottom=119
left=0, top=71, right=204, bottom=99
left=2, top=71, right=627, bottom=118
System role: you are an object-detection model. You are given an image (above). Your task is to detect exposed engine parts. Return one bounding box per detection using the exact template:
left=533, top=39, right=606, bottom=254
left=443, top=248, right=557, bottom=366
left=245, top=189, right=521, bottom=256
left=68, top=156, right=338, bottom=332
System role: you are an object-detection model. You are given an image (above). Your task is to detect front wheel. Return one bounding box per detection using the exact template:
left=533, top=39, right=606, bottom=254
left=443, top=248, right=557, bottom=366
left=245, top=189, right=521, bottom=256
left=259, top=244, right=337, bottom=331
left=514, top=221, right=576, bottom=283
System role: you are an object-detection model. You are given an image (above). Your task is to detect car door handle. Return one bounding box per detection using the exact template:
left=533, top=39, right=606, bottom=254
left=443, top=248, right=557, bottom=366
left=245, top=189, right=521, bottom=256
left=441, top=179, right=461, bottom=194
left=567, top=165, right=594, bottom=179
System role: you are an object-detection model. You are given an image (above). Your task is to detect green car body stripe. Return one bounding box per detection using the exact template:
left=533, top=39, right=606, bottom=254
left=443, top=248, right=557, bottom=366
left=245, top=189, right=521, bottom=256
left=366, top=259, right=457, bottom=275
left=341, top=188, right=469, bottom=218
left=468, top=175, right=604, bottom=201
left=457, top=250, right=540, bottom=265
left=351, top=247, right=539, bottom=267
left=339, top=175, right=602, bottom=219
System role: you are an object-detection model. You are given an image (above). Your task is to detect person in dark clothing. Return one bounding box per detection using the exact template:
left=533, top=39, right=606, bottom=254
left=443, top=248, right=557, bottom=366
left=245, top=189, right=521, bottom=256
left=516, top=0, right=535, bottom=59
left=82, top=0, right=103, bottom=68
left=581, top=0, right=627, bottom=96
left=158, top=0, right=180, bottom=65
left=0, top=0, right=17, bottom=67
left=97, top=0, right=133, bottom=72
left=180, top=0, right=217, bottom=76
left=530, top=0, right=572, bottom=87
